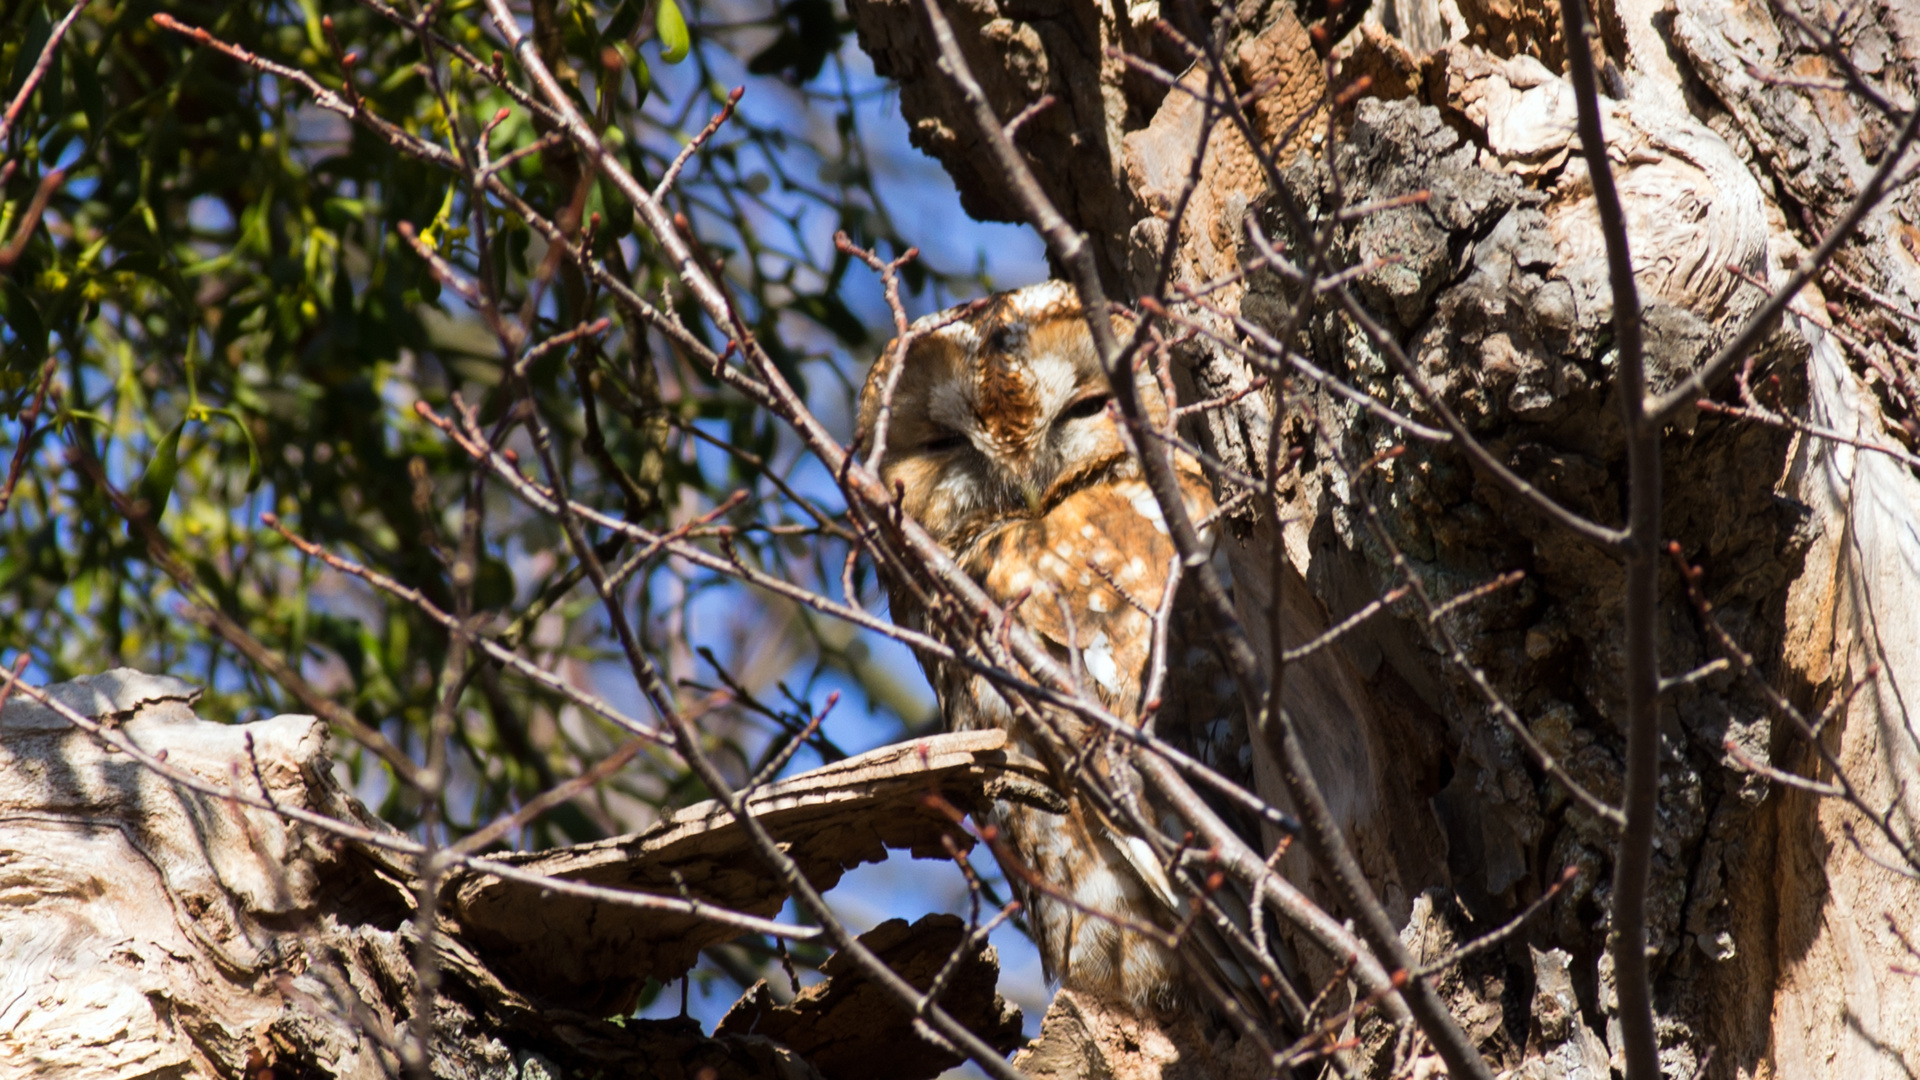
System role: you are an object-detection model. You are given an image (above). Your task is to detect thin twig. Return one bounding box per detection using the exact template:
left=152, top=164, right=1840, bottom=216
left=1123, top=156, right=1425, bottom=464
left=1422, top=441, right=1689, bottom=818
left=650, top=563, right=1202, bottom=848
left=0, top=358, right=57, bottom=514
left=1647, top=80, right=1920, bottom=425
left=261, top=510, right=669, bottom=745
left=64, top=444, right=424, bottom=783
left=1698, top=399, right=1920, bottom=468
left=1282, top=586, right=1410, bottom=663
left=0, top=0, right=93, bottom=149
left=0, top=168, right=64, bottom=273
left=652, top=87, right=745, bottom=202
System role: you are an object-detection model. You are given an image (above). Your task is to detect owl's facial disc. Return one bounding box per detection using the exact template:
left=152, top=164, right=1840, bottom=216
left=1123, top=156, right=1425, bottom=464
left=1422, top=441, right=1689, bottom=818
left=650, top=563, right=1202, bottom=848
left=857, top=287, right=1161, bottom=546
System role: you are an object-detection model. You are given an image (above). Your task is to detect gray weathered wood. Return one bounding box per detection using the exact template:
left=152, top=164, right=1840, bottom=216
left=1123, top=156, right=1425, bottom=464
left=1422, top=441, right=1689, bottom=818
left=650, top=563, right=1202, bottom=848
left=0, top=672, right=1029, bottom=1079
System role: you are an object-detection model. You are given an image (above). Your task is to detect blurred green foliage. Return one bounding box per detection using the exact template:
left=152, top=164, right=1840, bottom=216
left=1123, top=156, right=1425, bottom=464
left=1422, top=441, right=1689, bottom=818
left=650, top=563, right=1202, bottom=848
left=0, top=0, right=975, bottom=872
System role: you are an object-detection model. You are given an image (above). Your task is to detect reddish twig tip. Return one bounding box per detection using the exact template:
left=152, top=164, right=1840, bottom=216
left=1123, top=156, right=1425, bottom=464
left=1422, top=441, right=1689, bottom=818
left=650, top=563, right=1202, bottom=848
left=1334, top=75, right=1374, bottom=108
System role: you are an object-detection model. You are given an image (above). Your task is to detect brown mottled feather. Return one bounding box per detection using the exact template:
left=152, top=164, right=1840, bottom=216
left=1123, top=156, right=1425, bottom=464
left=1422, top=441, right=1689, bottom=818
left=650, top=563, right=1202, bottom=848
left=856, top=283, right=1256, bottom=1015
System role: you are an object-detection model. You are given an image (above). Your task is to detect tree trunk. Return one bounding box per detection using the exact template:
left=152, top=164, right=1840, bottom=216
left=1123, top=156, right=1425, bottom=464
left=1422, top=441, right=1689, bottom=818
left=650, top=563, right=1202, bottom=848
left=846, top=0, right=1920, bottom=1073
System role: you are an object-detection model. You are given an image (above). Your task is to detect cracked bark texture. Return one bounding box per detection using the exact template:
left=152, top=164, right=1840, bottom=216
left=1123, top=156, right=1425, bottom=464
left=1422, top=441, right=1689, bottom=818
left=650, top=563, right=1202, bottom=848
left=848, top=0, right=1920, bottom=1074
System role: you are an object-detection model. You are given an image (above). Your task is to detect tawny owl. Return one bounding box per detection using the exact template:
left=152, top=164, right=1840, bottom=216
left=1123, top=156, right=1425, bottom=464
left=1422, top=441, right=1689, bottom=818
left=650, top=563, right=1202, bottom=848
left=854, top=281, right=1249, bottom=1015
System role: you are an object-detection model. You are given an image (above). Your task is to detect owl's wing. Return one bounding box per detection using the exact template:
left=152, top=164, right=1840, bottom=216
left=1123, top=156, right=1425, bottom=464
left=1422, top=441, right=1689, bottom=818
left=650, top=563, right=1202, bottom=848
left=1130, top=571, right=1285, bottom=1028
left=977, top=546, right=1279, bottom=1026
left=1087, top=757, right=1282, bottom=1030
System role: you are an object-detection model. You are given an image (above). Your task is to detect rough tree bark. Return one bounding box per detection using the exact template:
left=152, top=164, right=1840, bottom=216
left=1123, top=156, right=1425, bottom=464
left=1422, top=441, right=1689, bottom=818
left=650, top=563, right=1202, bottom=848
left=844, top=0, right=1920, bottom=1074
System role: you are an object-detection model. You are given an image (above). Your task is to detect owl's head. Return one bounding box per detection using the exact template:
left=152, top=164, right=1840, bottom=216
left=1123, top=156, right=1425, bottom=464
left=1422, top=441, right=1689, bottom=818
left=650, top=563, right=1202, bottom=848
left=854, top=282, right=1166, bottom=546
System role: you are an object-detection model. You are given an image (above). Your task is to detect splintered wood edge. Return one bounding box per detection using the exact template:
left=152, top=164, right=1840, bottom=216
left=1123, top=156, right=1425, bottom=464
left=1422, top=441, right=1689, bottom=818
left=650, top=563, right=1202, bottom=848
left=445, top=728, right=1045, bottom=912
left=655, top=726, right=1020, bottom=833
left=435, top=729, right=1057, bottom=1013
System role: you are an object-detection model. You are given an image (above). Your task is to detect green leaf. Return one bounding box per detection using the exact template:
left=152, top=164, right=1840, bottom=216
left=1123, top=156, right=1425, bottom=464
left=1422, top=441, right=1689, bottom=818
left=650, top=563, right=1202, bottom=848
left=136, top=421, right=186, bottom=525
left=655, top=0, right=691, bottom=63
left=39, top=35, right=64, bottom=125
left=615, top=42, right=650, bottom=107
left=599, top=179, right=634, bottom=243
left=6, top=8, right=52, bottom=105
left=1, top=281, right=48, bottom=372
left=71, top=42, right=106, bottom=143
left=604, top=0, right=643, bottom=41
left=476, top=555, right=515, bottom=610
left=207, top=407, right=264, bottom=493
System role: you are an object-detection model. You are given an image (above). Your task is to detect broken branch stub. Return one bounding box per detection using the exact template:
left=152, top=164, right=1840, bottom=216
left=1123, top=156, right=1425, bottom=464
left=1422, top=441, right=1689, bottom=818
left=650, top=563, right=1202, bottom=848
left=442, top=727, right=1042, bottom=1014
left=0, top=670, right=1035, bottom=1079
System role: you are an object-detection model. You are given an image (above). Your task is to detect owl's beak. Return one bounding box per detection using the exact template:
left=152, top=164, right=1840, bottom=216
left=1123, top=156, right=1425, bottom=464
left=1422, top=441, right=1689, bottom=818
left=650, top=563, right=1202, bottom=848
left=1020, top=482, right=1044, bottom=516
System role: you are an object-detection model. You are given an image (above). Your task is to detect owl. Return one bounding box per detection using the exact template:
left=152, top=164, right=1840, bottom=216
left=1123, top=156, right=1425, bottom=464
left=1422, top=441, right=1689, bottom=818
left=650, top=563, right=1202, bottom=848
left=854, top=282, right=1252, bottom=1016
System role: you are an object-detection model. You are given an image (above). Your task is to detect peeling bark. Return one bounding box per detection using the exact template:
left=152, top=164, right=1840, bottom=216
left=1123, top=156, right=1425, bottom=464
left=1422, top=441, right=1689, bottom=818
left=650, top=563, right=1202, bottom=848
left=444, top=728, right=1039, bottom=1015
left=716, top=914, right=1024, bottom=1080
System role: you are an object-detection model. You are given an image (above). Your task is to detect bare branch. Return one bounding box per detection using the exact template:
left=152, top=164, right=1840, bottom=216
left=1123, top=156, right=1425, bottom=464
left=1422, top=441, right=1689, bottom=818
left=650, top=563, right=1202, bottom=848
left=0, top=0, right=91, bottom=149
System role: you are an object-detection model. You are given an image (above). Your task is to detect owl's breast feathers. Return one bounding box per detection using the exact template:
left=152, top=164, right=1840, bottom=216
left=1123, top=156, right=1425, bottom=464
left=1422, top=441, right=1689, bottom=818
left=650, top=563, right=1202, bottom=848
left=959, top=467, right=1215, bottom=721
left=951, top=454, right=1247, bottom=811
left=942, top=459, right=1262, bottom=1015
